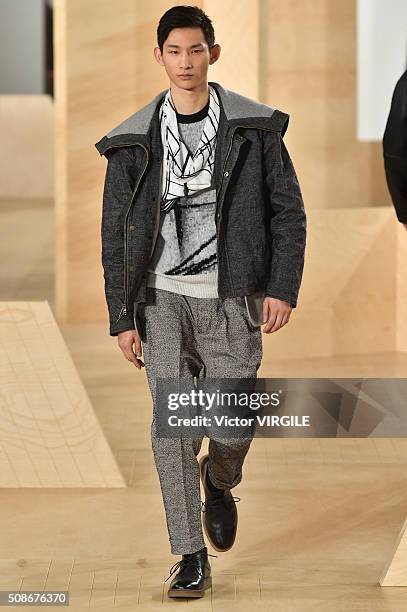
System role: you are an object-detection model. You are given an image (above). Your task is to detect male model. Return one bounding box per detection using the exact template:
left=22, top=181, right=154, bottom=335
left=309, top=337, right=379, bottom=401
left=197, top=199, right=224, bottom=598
left=95, top=5, right=306, bottom=599
left=383, top=68, right=407, bottom=228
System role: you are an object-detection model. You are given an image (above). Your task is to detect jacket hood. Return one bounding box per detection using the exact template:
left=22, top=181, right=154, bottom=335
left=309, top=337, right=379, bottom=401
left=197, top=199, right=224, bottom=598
left=95, top=80, right=289, bottom=157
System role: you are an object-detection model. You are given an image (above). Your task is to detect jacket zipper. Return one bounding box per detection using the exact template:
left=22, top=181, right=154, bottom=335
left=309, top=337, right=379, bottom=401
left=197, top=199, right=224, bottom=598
left=216, top=124, right=278, bottom=294
left=216, top=124, right=279, bottom=202
left=149, top=141, right=164, bottom=259
left=112, top=142, right=149, bottom=323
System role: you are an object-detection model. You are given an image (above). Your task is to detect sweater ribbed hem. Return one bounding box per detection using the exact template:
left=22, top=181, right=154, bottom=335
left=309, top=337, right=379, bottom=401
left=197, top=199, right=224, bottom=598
left=147, top=269, right=219, bottom=298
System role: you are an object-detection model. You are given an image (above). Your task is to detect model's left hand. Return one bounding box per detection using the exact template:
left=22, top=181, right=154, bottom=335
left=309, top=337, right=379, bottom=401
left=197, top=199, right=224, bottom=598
left=262, top=297, right=292, bottom=333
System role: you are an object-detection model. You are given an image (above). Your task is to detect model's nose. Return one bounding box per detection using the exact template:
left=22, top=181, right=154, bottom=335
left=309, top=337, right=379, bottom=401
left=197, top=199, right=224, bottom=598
left=178, top=55, right=192, bottom=69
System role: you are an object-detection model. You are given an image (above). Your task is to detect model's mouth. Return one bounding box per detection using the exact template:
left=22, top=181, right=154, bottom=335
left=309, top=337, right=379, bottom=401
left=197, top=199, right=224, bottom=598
left=178, top=74, right=193, bottom=78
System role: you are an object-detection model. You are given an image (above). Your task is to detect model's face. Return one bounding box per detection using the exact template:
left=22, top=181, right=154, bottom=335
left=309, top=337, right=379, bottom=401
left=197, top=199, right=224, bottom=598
left=154, top=27, right=220, bottom=89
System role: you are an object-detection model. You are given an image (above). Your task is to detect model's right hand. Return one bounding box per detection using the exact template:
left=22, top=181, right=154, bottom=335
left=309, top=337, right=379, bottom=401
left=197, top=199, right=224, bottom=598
left=118, top=329, right=145, bottom=369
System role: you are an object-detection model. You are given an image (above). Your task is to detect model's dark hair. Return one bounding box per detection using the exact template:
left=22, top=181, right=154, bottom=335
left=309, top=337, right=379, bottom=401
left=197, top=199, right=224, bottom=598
left=157, top=5, right=215, bottom=53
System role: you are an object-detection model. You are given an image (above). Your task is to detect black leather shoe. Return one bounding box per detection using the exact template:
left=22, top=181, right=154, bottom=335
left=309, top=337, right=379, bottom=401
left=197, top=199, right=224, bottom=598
left=165, top=546, right=217, bottom=598
left=199, top=454, right=241, bottom=552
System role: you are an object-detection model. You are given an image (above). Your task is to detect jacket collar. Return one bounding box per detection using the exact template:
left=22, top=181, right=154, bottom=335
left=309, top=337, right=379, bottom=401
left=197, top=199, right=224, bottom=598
left=95, top=81, right=289, bottom=156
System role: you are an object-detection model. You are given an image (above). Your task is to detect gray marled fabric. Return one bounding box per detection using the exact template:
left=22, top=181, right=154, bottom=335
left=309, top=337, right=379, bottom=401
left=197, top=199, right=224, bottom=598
left=139, top=286, right=262, bottom=555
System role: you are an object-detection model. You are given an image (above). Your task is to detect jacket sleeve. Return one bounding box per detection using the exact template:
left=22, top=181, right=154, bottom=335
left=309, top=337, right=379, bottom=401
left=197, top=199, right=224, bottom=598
left=99, top=146, right=137, bottom=336
left=383, top=70, right=407, bottom=223
left=262, top=126, right=307, bottom=308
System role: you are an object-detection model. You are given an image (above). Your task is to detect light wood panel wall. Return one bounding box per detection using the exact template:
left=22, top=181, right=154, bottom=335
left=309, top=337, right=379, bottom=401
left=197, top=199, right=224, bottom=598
left=263, top=0, right=390, bottom=211
left=54, top=0, right=137, bottom=324
left=270, top=206, right=399, bottom=360
left=54, top=0, right=404, bottom=357
left=0, top=95, right=54, bottom=198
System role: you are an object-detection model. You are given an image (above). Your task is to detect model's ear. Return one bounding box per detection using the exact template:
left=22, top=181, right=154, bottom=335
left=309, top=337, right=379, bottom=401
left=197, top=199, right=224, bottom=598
left=209, top=44, right=221, bottom=65
left=153, top=46, right=164, bottom=66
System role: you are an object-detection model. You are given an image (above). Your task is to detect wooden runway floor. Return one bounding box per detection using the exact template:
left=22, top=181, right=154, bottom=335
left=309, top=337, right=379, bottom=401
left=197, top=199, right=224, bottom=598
left=1, top=197, right=407, bottom=609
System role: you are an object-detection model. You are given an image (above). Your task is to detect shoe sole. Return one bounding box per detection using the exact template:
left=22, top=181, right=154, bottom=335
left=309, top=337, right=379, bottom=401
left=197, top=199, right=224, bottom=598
left=199, top=455, right=237, bottom=553
left=167, top=575, right=212, bottom=598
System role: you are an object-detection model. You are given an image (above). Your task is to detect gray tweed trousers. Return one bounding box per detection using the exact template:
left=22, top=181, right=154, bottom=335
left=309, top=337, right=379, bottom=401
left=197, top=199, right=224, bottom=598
left=138, top=286, right=263, bottom=555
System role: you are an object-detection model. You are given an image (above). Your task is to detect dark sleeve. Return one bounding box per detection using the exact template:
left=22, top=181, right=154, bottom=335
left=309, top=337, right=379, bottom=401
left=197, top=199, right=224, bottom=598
left=262, top=128, right=307, bottom=308
left=383, top=70, right=407, bottom=223
left=100, top=147, right=137, bottom=336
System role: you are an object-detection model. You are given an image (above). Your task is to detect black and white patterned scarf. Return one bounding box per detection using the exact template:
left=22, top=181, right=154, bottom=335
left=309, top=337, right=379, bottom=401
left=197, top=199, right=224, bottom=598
left=159, top=84, right=220, bottom=214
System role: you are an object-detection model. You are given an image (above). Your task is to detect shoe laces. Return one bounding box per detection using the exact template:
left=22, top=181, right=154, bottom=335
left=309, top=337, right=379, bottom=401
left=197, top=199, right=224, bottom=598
left=201, top=495, right=241, bottom=512
left=164, top=551, right=218, bottom=582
